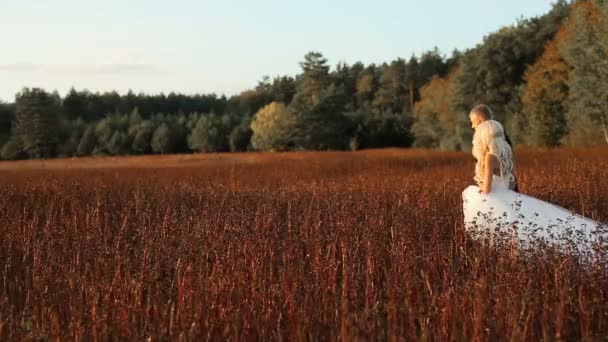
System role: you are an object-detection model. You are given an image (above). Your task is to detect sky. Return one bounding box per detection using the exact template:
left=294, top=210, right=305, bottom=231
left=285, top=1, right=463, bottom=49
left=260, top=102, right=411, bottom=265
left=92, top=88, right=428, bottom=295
left=0, top=0, right=556, bottom=102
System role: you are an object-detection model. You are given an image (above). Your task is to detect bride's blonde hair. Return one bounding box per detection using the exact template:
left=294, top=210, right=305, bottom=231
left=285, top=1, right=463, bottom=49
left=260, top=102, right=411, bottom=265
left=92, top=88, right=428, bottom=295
left=472, top=120, right=514, bottom=185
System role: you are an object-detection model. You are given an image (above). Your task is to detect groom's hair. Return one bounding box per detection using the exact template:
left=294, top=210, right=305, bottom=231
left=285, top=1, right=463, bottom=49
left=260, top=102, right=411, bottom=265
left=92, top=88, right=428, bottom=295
left=470, top=104, right=493, bottom=120
left=471, top=104, right=511, bottom=145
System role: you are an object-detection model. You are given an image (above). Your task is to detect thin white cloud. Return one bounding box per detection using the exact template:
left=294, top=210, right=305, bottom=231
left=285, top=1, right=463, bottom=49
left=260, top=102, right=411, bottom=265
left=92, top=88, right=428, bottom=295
left=0, top=63, right=158, bottom=74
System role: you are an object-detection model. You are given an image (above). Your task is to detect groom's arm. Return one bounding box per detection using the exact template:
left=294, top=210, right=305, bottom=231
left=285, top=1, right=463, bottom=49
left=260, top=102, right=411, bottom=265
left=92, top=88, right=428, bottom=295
left=504, top=131, right=513, bottom=148
left=504, top=131, right=519, bottom=192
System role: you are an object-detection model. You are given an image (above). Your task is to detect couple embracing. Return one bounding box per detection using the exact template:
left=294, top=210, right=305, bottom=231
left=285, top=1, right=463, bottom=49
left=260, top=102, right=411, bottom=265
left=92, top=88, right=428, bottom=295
left=461, top=104, right=606, bottom=257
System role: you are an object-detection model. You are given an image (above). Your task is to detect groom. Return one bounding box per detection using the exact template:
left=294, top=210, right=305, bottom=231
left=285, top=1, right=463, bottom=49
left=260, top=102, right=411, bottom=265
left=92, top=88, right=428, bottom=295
left=468, top=104, right=519, bottom=192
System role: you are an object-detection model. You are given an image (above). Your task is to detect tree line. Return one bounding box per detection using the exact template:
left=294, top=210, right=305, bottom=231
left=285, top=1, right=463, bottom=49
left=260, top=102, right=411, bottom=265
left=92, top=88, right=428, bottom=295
left=0, top=48, right=452, bottom=159
left=415, top=0, right=608, bottom=149
left=1, top=0, right=606, bottom=160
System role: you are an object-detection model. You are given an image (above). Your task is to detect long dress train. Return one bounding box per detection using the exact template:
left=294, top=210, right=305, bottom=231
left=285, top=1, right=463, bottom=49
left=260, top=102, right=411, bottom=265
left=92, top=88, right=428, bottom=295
left=462, top=175, right=607, bottom=257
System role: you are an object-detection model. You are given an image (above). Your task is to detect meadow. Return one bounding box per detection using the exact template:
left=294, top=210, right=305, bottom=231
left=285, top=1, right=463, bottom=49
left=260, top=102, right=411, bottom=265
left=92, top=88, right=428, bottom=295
left=0, top=148, right=607, bottom=340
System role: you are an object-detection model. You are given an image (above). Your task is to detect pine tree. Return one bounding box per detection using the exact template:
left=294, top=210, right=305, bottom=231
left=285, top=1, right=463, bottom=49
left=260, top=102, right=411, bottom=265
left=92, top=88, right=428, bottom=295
left=373, top=59, right=407, bottom=113
left=295, top=85, right=352, bottom=150
left=269, top=76, right=297, bottom=104
left=291, top=52, right=330, bottom=110
left=355, top=69, right=377, bottom=110
left=14, top=88, right=61, bottom=158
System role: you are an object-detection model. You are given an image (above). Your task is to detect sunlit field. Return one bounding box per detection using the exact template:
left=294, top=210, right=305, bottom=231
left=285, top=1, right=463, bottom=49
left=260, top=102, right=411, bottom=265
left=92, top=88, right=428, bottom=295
left=1, top=148, right=607, bottom=340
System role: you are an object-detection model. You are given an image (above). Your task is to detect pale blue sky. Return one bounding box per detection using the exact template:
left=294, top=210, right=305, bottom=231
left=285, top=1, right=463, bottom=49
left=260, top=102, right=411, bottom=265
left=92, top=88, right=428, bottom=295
left=0, top=0, right=556, bottom=102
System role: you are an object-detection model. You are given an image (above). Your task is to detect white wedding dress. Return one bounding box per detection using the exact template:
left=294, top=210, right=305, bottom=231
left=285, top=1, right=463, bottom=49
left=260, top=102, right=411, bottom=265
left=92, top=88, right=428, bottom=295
left=463, top=175, right=607, bottom=258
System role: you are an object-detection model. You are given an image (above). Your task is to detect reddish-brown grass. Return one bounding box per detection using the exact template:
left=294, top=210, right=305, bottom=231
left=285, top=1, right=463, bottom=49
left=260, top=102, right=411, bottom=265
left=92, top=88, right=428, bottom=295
left=0, top=148, right=607, bottom=340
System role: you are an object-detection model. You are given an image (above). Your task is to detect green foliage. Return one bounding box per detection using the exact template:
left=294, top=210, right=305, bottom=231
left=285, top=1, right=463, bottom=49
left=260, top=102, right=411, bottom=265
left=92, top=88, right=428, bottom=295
left=1, top=136, right=25, bottom=160
left=291, top=52, right=331, bottom=110
left=1, top=46, right=455, bottom=158
left=373, top=59, right=408, bottom=113
left=411, top=71, right=461, bottom=150
left=226, top=88, right=271, bottom=117
left=151, top=123, right=174, bottom=154
left=189, top=115, right=229, bottom=152
left=94, top=113, right=130, bottom=155
left=229, top=122, right=253, bottom=152
left=451, top=3, right=570, bottom=128
left=14, top=88, right=62, bottom=158
left=129, top=120, right=156, bottom=154
left=520, top=30, right=569, bottom=147
left=57, top=118, right=87, bottom=157
left=77, top=126, right=97, bottom=156
left=3, top=1, right=596, bottom=158
left=62, top=88, right=89, bottom=121
left=106, top=131, right=129, bottom=155
left=355, top=68, right=378, bottom=110
left=0, top=102, right=14, bottom=148
left=129, top=107, right=143, bottom=126
left=269, top=76, right=297, bottom=104
left=418, top=48, right=450, bottom=82
left=411, top=111, right=443, bottom=149
left=292, top=87, right=352, bottom=150
left=61, top=88, right=228, bottom=121
left=347, top=111, right=411, bottom=150
left=159, top=114, right=189, bottom=153
left=559, top=0, right=608, bottom=146
left=560, top=110, right=601, bottom=146
left=331, top=62, right=364, bottom=112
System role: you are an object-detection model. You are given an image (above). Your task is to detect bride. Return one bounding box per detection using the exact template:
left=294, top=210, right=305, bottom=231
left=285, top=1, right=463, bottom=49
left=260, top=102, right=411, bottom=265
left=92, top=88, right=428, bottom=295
left=462, top=119, right=607, bottom=258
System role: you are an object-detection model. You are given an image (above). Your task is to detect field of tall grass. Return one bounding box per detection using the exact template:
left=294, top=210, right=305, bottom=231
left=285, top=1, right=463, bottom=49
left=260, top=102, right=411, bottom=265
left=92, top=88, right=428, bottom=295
left=1, top=148, right=607, bottom=340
